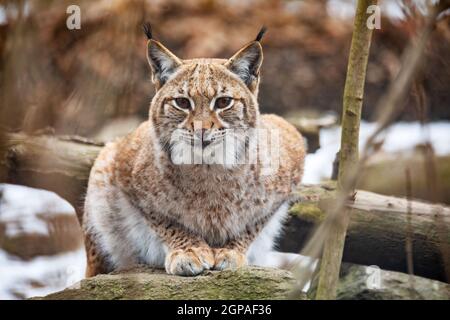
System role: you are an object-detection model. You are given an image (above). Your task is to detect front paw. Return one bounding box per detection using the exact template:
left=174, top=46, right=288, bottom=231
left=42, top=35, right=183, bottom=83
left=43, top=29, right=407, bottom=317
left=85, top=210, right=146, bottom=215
left=165, top=247, right=215, bottom=276
left=214, top=248, right=247, bottom=271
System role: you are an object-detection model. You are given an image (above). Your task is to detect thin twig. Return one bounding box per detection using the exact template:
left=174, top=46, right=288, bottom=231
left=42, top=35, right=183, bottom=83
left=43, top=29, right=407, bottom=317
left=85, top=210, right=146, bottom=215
left=315, top=0, right=377, bottom=300
left=404, top=167, right=415, bottom=296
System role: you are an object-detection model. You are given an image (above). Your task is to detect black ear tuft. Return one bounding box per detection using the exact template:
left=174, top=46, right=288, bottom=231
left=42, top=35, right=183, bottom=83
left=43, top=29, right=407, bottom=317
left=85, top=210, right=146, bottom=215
left=143, top=22, right=153, bottom=40
left=255, top=26, right=267, bottom=42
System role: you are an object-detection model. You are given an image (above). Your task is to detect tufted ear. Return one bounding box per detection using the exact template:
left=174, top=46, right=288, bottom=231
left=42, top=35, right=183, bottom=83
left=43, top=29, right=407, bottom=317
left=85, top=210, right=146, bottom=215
left=147, top=40, right=182, bottom=89
left=225, top=41, right=263, bottom=92
left=144, top=23, right=182, bottom=89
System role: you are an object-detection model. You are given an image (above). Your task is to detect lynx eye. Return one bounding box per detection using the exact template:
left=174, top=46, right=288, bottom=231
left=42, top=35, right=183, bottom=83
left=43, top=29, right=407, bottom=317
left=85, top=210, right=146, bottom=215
left=174, top=97, right=191, bottom=110
left=215, top=97, right=233, bottom=110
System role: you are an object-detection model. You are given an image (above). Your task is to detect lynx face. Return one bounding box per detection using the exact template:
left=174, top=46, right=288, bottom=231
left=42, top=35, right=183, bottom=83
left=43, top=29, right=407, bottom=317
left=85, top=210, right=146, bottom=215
left=146, top=36, right=264, bottom=166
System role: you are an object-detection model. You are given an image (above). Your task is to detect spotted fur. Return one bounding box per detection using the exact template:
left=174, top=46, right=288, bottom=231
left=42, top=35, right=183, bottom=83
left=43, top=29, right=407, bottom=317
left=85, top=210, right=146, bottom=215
left=83, top=30, right=305, bottom=277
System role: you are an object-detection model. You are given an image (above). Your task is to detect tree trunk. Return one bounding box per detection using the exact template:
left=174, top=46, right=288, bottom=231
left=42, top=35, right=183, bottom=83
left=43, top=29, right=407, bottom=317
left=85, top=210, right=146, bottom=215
left=316, top=0, right=377, bottom=299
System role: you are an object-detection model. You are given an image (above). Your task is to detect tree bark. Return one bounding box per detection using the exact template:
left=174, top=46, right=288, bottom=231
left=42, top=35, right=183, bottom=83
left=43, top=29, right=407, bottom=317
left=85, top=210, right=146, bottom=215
left=316, top=0, right=377, bottom=300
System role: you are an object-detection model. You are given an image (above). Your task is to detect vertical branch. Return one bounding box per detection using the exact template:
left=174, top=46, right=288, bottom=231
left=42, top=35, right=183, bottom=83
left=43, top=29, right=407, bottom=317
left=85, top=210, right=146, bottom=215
left=315, top=0, right=377, bottom=300
left=337, top=0, right=376, bottom=183
left=405, top=167, right=415, bottom=295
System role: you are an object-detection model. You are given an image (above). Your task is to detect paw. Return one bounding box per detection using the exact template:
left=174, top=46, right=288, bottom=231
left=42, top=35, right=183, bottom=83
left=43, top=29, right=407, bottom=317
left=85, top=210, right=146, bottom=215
left=213, top=248, right=247, bottom=271
left=165, top=247, right=215, bottom=276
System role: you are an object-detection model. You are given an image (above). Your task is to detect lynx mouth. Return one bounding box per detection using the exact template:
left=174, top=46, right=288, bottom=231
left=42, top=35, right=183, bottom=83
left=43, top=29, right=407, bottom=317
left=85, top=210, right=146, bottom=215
left=202, top=139, right=212, bottom=148
left=184, top=135, right=219, bottom=149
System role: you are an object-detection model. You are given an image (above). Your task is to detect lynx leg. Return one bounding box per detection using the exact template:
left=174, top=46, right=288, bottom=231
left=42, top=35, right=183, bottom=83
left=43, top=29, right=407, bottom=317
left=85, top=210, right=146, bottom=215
left=84, top=232, right=110, bottom=278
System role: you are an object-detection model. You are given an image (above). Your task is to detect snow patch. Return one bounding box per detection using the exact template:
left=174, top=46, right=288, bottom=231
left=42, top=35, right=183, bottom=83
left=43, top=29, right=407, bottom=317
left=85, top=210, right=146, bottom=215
left=303, top=121, right=450, bottom=184
left=0, top=248, right=86, bottom=300
left=0, top=184, right=75, bottom=237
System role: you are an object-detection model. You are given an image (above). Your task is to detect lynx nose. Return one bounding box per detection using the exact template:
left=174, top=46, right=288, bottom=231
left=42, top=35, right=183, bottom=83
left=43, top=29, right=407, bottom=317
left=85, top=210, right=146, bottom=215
left=194, top=129, right=212, bottom=148
left=194, top=128, right=207, bottom=140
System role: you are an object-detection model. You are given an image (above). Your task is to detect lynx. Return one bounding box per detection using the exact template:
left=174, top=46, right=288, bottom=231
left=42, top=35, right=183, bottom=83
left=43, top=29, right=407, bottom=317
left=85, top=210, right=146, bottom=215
left=83, top=24, right=305, bottom=277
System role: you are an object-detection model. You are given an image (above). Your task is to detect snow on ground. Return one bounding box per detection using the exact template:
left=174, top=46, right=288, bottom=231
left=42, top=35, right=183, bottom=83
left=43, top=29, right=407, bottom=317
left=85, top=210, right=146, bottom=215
left=0, top=184, right=75, bottom=237
left=303, top=121, right=450, bottom=184
left=0, top=184, right=85, bottom=300
left=0, top=248, right=86, bottom=299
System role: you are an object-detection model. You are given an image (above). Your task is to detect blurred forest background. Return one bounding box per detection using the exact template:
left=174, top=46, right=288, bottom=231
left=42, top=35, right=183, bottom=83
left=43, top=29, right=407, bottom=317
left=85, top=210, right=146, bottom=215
left=0, top=0, right=449, bottom=299
left=0, top=0, right=449, bottom=137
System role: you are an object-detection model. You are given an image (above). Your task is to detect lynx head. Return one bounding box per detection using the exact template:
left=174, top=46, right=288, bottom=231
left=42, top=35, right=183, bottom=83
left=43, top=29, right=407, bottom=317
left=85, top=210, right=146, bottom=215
left=144, top=23, right=266, bottom=167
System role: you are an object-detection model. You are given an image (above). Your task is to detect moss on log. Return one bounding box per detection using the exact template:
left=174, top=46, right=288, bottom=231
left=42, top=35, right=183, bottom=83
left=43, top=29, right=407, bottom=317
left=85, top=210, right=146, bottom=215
left=38, top=267, right=303, bottom=300
left=35, top=266, right=450, bottom=300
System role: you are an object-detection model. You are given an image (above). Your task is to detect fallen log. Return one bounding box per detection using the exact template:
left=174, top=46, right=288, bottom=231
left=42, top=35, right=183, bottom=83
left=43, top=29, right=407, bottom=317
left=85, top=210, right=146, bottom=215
left=35, top=265, right=450, bottom=300
left=281, top=182, right=450, bottom=283
left=0, top=132, right=102, bottom=222
left=358, top=150, right=450, bottom=205
left=1, top=132, right=449, bottom=282
left=285, top=111, right=337, bottom=153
